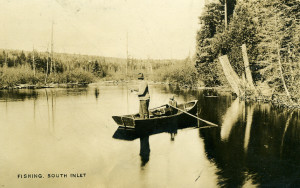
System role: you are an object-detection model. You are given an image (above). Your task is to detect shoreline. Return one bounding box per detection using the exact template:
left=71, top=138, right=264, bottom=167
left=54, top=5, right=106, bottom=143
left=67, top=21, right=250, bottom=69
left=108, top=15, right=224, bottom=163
left=0, top=82, right=89, bottom=90
left=1, top=80, right=299, bottom=109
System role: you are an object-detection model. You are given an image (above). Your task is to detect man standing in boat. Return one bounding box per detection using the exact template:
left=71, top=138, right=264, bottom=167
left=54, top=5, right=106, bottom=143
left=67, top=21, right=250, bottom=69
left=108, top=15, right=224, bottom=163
left=168, top=95, right=178, bottom=115
left=131, top=73, right=150, bottom=119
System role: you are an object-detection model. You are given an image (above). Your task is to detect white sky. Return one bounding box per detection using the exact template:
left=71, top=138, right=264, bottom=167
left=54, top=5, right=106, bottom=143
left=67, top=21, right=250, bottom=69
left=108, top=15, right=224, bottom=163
left=0, top=0, right=205, bottom=59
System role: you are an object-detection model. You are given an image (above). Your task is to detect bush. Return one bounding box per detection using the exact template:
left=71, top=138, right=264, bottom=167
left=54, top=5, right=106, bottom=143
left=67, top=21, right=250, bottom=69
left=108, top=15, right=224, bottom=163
left=53, top=68, right=95, bottom=83
left=0, top=66, right=43, bottom=87
left=0, top=66, right=95, bottom=88
left=151, top=61, right=200, bottom=88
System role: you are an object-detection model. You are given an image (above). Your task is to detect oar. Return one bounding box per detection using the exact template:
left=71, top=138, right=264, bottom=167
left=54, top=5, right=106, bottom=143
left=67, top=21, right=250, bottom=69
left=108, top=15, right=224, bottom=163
left=169, top=105, right=219, bottom=127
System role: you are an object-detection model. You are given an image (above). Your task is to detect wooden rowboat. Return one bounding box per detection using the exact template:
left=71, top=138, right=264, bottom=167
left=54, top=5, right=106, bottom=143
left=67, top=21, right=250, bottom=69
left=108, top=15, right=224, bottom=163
left=112, top=100, right=198, bottom=132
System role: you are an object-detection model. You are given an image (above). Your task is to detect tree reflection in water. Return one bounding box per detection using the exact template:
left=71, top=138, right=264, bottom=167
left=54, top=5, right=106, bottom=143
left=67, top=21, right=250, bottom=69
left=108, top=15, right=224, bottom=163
left=199, top=102, right=300, bottom=187
left=220, top=98, right=244, bottom=141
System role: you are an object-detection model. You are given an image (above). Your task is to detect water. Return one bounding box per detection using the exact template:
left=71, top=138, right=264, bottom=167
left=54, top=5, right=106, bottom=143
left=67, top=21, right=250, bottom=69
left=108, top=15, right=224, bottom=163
left=0, top=84, right=299, bottom=188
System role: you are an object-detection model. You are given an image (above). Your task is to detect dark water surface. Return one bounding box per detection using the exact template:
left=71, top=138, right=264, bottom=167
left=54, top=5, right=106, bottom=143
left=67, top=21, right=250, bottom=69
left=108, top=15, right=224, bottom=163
left=0, top=84, right=299, bottom=187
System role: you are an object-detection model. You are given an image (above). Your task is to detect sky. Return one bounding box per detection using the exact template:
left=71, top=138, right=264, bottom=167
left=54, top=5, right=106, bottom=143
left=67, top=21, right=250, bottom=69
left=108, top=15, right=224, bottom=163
left=0, top=0, right=206, bottom=59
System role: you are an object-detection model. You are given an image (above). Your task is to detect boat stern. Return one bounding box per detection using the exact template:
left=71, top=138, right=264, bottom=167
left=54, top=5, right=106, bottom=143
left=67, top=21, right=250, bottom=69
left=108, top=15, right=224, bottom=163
left=112, top=116, right=135, bottom=128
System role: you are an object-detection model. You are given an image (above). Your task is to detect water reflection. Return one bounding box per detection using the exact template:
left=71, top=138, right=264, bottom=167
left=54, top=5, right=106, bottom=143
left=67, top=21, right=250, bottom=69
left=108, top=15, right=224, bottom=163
left=280, top=110, right=294, bottom=156
left=51, top=90, right=56, bottom=133
left=112, top=128, right=151, bottom=166
left=113, top=117, right=198, bottom=167
left=33, top=96, right=36, bottom=126
left=1, top=85, right=300, bottom=187
left=220, top=98, right=244, bottom=141
left=140, top=136, right=150, bottom=167
left=244, top=104, right=255, bottom=152
left=0, top=89, right=38, bottom=101
left=44, top=89, right=56, bottom=133
left=94, top=87, right=100, bottom=100
left=199, top=101, right=300, bottom=187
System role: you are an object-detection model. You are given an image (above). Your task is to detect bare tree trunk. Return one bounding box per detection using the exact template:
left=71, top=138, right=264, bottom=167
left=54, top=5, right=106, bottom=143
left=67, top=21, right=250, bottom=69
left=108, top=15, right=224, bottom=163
left=219, top=55, right=243, bottom=96
left=278, top=44, right=292, bottom=103
left=225, top=0, right=228, bottom=29
left=45, top=50, right=49, bottom=84
left=241, top=44, right=258, bottom=98
left=242, top=44, right=256, bottom=92
left=4, top=53, right=7, bottom=70
left=33, top=50, right=36, bottom=77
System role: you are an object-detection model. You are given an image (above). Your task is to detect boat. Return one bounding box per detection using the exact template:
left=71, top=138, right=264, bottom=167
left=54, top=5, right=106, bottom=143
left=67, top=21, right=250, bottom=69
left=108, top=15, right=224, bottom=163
left=112, top=100, right=198, bottom=132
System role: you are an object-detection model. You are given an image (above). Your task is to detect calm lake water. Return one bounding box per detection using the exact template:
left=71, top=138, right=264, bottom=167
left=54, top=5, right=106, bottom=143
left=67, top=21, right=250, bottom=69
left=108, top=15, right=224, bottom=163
left=0, top=83, right=299, bottom=188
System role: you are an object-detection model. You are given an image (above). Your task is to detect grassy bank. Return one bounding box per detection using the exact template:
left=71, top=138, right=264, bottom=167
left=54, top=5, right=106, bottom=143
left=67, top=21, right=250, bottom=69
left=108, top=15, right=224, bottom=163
left=104, top=57, right=202, bottom=88
left=0, top=66, right=95, bottom=88
left=0, top=59, right=201, bottom=89
left=0, top=49, right=202, bottom=89
left=149, top=61, right=199, bottom=88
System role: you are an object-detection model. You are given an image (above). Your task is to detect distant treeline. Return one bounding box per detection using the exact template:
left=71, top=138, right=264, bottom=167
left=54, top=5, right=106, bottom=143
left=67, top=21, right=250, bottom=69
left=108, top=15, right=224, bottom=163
left=0, top=49, right=196, bottom=88
left=195, top=0, right=300, bottom=102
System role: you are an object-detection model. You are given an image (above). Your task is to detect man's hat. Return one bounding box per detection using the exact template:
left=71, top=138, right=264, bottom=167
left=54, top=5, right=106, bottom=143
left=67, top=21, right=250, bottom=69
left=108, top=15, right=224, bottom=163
left=138, top=73, right=144, bottom=79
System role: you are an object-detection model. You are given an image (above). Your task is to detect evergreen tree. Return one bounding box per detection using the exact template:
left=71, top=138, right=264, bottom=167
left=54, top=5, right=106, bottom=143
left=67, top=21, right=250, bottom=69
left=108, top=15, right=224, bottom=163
left=195, top=0, right=300, bottom=101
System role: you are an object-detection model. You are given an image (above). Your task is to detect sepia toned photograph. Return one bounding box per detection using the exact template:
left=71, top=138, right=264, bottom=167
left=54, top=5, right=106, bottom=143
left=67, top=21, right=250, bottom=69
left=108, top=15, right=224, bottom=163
left=0, top=0, right=299, bottom=187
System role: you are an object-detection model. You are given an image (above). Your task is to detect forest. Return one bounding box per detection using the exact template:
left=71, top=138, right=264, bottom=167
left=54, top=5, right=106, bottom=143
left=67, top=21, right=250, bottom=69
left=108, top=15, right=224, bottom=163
left=195, top=0, right=300, bottom=104
left=1, top=0, right=299, bottom=106
left=0, top=49, right=195, bottom=88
